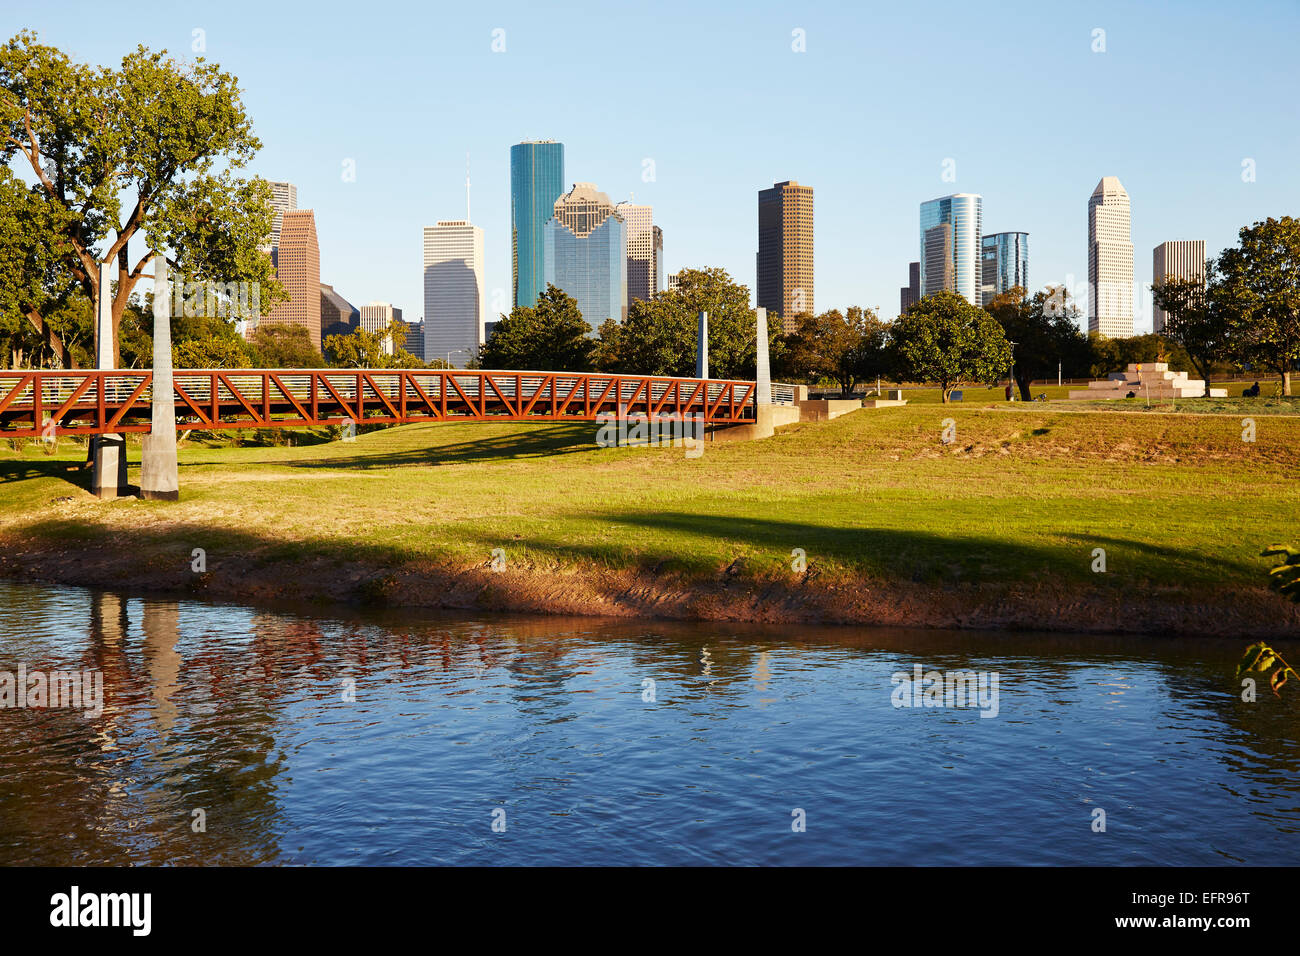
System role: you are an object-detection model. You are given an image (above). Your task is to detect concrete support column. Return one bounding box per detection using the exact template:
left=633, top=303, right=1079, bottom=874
left=141, top=256, right=179, bottom=500
left=695, top=311, right=708, bottom=379
left=92, top=261, right=128, bottom=499
left=755, top=307, right=771, bottom=406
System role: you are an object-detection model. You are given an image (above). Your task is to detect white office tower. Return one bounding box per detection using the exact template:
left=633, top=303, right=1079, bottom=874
left=1151, top=240, right=1206, bottom=334
left=615, top=201, right=660, bottom=307
left=359, top=302, right=404, bottom=356
left=1087, top=177, right=1135, bottom=338
left=423, top=220, right=486, bottom=367
left=267, top=181, right=298, bottom=249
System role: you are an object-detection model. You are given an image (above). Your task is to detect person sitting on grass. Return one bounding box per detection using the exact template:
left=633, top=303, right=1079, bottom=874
left=1244, top=382, right=1261, bottom=397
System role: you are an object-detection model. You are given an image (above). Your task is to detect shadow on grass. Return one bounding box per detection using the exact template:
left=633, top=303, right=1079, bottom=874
left=0, top=456, right=91, bottom=490
left=178, top=422, right=597, bottom=471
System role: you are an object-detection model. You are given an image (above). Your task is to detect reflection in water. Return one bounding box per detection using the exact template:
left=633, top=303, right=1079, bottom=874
left=0, top=579, right=1297, bottom=866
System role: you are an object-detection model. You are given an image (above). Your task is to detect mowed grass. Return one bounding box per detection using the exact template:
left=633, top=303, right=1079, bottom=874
left=1, top=404, right=1296, bottom=593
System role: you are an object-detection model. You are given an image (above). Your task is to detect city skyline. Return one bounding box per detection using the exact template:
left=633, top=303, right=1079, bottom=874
left=10, top=1, right=1298, bottom=333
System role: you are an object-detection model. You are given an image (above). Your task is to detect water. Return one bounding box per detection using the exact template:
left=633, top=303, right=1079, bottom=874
left=0, top=579, right=1296, bottom=866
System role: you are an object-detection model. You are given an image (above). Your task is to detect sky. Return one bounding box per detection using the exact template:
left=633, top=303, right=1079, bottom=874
left=10, top=0, right=1300, bottom=330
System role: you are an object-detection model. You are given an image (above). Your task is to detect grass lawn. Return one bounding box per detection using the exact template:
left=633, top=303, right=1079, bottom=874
left=2, top=401, right=1297, bottom=630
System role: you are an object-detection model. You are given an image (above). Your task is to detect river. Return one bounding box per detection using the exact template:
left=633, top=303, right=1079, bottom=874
left=0, top=579, right=1296, bottom=865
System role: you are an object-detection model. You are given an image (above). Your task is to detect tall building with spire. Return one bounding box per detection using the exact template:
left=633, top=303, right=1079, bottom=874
left=510, top=141, right=565, bottom=309
left=756, top=180, right=814, bottom=332
left=1088, top=176, right=1134, bottom=338
left=423, top=220, right=486, bottom=365
left=544, top=183, right=627, bottom=325
left=919, top=193, right=982, bottom=304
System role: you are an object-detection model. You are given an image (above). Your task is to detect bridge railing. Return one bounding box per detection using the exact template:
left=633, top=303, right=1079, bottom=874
left=0, top=368, right=771, bottom=438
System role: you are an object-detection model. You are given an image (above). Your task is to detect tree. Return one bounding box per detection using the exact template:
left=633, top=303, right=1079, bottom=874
left=1214, top=217, right=1300, bottom=396
left=892, top=292, right=1012, bottom=403
left=786, top=306, right=889, bottom=396
left=590, top=317, right=625, bottom=372
left=606, top=267, right=782, bottom=378
left=0, top=31, right=283, bottom=368
left=1151, top=267, right=1231, bottom=386
left=479, top=284, right=593, bottom=371
left=986, top=286, right=1090, bottom=400
left=251, top=325, right=325, bottom=368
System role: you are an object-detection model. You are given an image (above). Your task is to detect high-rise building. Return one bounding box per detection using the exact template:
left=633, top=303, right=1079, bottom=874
left=1088, top=176, right=1134, bottom=338
left=756, top=180, right=814, bottom=332
left=510, top=140, right=565, bottom=309
left=423, top=220, right=486, bottom=366
left=267, top=181, right=297, bottom=250
left=260, top=209, right=321, bottom=349
left=652, top=226, right=664, bottom=297
left=320, top=283, right=359, bottom=342
left=1151, top=240, right=1206, bottom=334
left=899, top=261, right=920, bottom=314
left=919, top=194, right=982, bottom=303
left=981, top=232, right=1030, bottom=305
left=405, top=319, right=424, bottom=360
left=667, top=271, right=683, bottom=292
left=359, top=302, right=404, bottom=356
left=616, top=201, right=660, bottom=307
left=544, top=183, right=627, bottom=326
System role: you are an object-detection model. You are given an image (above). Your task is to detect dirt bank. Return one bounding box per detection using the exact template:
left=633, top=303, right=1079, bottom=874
left=3, top=535, right=1296, bottom=637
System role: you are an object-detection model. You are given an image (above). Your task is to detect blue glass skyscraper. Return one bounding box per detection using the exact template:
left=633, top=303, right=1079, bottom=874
left=544, top=183, right=627, bottom=327
left=981, top=232, right=1029, bottom=305
left=510, top=141, right=565, bottom=309
left=919, top=193, right=982, bottom=304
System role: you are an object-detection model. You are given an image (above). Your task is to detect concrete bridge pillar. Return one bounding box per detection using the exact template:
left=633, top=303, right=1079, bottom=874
left=91, top=261, right=128, bottom=499
left=695, top=311, right=708, bottom=379
left=140, top=256, right=179, bottom=501
left=755, top=307, right=771, bottom=406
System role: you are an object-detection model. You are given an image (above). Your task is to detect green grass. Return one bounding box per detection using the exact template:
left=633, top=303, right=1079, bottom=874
left=2, top=404, right=1296, bottom=601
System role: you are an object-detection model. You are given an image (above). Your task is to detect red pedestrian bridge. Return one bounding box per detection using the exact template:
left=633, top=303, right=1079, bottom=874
left=0, top=368, right=794, bottom=439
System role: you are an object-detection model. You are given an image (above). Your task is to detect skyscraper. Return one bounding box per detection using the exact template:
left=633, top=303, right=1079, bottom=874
left=544, top=183, right=627, bottom=326
left=899, top=261, right=920, bottom=314
left=510, top=140, right=565, bottom=309
left=423, top=220, right=486, bottom=365
left=981, top=232, right=1030, bottom=305
left=260, top=209, right=321, bottom=349
left=919, top=194, right=982, bottom=303
left=359, top=302, right=404, bottom=356
left=615, top=201, right=661, bottom=307
left=1151, top=240, right=1206, bottom=334
left=1088, top=177, right=1134, bottom=338
left=266, top=181, right=297, bottom=250
left=320, top=283, right=359, bottom=341
left=756, top=180, right=814, bottom=332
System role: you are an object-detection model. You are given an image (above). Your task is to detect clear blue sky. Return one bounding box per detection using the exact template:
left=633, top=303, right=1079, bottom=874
left=13, top=0, right=1300, bottom=329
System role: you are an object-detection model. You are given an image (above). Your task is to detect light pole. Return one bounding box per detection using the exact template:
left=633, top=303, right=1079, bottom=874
left=1008, top=340, right=1018, bottom=402
left=446, top=348, right=471, bottom=369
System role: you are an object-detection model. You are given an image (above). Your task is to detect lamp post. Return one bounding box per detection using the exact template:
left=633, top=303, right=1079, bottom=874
left=1008, top=340, right=1018, bottom=402
left=446, top=348, right=471, bottom=369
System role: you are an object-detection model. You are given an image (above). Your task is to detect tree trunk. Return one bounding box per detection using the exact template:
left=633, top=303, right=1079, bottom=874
left=1016, top=373, right=1032, bottom=401
left=1285, top=370, right=1292, bottom=397
left=25, top=309, right=76, bottom=369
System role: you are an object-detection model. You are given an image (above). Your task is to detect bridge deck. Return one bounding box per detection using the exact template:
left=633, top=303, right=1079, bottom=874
left=0, top=369, right=791, bottom=439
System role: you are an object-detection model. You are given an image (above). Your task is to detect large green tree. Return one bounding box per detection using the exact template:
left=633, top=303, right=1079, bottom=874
left=603, top=267, right=781, bottom=379
left=479, top=284, right=593, bottom=371
left=986, top=286, right=1091, bottom=400
left=1150, top=264, right=1232, bottom=386
left=1215, top=217, right=1300, bottom=396
left=0, top=31, right=282, bottom=368
left=893, top=291, right=1012, bottom=403
left=786, top=306, right=889, bottom=396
